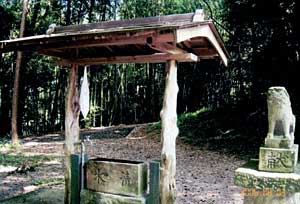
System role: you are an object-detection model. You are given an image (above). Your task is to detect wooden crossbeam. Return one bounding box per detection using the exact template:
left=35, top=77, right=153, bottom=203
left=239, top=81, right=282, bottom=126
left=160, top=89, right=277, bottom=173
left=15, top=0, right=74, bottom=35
left=148, top=42, right=187, bottom=55
left=57, top=53, right=199, bottom=66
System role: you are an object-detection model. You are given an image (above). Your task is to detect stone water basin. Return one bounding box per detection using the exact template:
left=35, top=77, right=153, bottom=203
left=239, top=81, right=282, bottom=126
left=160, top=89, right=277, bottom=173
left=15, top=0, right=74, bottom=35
left=86, top=158, right=148, bottom=197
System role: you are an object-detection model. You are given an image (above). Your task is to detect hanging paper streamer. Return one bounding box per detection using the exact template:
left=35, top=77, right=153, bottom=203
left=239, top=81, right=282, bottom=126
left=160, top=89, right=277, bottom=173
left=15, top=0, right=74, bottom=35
left=80, top=66, right=90, bottom=119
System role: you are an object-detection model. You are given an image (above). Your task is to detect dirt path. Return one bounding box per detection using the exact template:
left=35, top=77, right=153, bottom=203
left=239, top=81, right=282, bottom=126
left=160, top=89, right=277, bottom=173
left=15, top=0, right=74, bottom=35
left=0, top=125, right=245, bottom=204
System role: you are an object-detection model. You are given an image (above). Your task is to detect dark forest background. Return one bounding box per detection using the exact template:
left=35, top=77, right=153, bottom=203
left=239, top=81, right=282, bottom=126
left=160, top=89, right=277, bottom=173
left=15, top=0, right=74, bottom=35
left=0, top=0, right=299, bottom=146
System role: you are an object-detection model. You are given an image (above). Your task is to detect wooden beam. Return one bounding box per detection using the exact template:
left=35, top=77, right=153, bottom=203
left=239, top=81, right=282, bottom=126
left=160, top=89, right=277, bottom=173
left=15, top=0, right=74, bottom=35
left=38, top=50, right=67, bottom=58
left=65, top=64, right=80, bottom=204
left=148, top=42, right=187, bottom=55
left=160, top=60, right=179, bottom=204
left=193, top=48, right=217, bottom=56
left=57, top=53, right=199, bottom=65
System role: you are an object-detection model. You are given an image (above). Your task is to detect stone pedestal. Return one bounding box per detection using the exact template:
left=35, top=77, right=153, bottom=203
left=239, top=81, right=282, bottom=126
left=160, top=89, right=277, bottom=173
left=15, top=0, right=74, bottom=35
left=235, top=87, right=300, bottom=204
left=259, top=145, right=298, bottom=173
left=235, top=160, right=300, bottom=204
left=265, top=137, right=293, bottom=149
left=243, top=193, right=300, bottom=204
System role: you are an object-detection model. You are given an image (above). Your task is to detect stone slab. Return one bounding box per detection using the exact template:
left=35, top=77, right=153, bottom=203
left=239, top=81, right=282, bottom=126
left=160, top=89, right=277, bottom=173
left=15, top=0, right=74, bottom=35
left=259, top=145, right=298, bottom=173
left=80, top=189, right=147, bottom=204
left=235, top=160, right=300, bottom=193
left=243, top=192, right=300, bottom=204
left=86, top=158, right=147, bottom=197
left=265, top=137, right=293, bottom=148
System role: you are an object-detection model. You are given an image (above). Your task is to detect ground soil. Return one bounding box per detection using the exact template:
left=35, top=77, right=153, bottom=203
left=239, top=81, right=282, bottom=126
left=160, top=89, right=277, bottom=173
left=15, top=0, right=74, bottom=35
left=0, top=124, right=245, bottom=204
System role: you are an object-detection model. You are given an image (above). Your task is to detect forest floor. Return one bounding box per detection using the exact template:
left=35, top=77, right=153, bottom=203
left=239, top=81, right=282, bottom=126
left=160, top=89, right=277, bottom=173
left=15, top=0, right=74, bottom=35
left=0, top=124, right=245, bottom=204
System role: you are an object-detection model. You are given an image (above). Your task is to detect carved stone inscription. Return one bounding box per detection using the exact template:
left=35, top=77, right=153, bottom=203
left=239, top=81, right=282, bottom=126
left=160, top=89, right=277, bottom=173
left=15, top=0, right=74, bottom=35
left=266, top=152, right=292, bottom=169
left=259, top=145, right=298, bottom=173
left=86, top=159, right=147, bottom=197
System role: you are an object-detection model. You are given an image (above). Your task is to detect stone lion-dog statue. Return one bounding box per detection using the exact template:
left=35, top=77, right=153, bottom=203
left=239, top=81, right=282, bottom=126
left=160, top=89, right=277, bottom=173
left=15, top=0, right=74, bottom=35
left=267, top=86, right=295, bottom=143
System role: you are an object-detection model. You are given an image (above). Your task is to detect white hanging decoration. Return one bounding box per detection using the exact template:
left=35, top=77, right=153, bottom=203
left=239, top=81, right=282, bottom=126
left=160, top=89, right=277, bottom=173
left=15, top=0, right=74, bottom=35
left=80, top=66, right=90, bottom=119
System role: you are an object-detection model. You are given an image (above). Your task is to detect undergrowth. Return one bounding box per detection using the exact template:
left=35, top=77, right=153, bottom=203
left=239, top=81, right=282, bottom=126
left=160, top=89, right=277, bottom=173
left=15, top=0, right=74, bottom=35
left=148, top=106, right=267, bottom=159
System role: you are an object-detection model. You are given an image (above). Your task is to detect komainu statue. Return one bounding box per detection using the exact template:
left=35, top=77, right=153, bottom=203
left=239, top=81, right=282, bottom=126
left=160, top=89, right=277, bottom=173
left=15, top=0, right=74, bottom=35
left=267, top=86, right=295, bottom=142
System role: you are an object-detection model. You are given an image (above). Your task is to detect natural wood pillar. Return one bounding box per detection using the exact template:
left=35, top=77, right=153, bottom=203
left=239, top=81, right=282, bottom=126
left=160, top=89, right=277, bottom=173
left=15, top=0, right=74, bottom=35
left=160, top=60, right=179, bottom=204
left=65, top=64, right=80, bottom=204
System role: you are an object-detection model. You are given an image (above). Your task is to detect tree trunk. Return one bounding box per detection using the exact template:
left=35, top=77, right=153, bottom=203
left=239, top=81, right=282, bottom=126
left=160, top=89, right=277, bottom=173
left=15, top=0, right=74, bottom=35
left=66, top=0, right=71, bottom=25
left=64, top=64, right=80, bottom=204
left=11, top=0, right=28, bottom=145
left=160, top=60, right=179, bottom=204
left=88, top=0, right=95, bottom=22
left=49, top=69, right=61, bottom=130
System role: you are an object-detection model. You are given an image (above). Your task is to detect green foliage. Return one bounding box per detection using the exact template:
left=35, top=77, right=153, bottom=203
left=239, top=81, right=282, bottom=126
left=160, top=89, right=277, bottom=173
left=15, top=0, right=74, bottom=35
left=149, top=106, right=266, bottom=157
left=223, top=0, right=299, bottom=103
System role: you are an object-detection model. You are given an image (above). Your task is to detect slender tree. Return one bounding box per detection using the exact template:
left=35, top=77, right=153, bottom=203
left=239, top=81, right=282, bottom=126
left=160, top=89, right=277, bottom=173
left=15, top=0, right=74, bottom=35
left=11, top=0, right=29, bottom=144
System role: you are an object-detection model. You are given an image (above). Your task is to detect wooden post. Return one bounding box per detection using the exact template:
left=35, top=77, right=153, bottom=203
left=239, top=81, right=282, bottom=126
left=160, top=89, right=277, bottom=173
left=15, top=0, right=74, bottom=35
left=149, top=161, right=161, bottom=204
left=65, top=64, right=80, bottom=204
left=160, top=60, right=179, bottom=204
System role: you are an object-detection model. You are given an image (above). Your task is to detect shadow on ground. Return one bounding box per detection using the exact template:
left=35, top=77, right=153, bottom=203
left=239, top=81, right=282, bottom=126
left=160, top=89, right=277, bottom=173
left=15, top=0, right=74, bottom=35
left=0, top=187, right=64, bottom=204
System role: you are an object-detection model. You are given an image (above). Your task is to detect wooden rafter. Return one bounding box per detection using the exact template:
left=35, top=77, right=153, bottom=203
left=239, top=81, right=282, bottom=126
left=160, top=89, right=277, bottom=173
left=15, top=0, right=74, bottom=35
left=57, top=53, right=199, bottom=66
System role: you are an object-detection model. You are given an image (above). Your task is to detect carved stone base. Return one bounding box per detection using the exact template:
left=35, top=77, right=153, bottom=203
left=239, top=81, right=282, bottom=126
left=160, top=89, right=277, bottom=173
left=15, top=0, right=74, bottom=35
left=235, top=160, right=300, bottom=204
left=259, top=145, right=298, bottom=173
left=80, top=189, right=147, bottom=204
left=265, top=137, right=293, bottom=148
left=243, top=192, right=300, bottom=204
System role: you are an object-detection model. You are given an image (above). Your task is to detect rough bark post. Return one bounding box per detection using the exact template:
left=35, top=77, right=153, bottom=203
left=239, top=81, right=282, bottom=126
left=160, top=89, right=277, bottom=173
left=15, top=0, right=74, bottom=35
left=65, top=64, right=80, bottom=204
left=160, top=60, right=179, bottom=204
left=11, top=0, right=28, bottom=145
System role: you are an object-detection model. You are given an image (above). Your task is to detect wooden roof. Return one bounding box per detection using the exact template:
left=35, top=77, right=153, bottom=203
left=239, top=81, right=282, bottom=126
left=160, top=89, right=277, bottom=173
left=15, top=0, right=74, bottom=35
left=0, top=11, right=229, bottom=66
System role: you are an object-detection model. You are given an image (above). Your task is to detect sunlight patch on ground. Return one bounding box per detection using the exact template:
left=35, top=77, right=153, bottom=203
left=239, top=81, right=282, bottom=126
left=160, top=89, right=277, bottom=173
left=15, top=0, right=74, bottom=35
left=43, top=160, right=61, bottom=165
left=23, top=141, right=64, bottom=146
left=22, top=185, right=38, bottom=193
left=0, top=166, right=17, bottom=173
left=23, top=152, right=63, bottom=157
